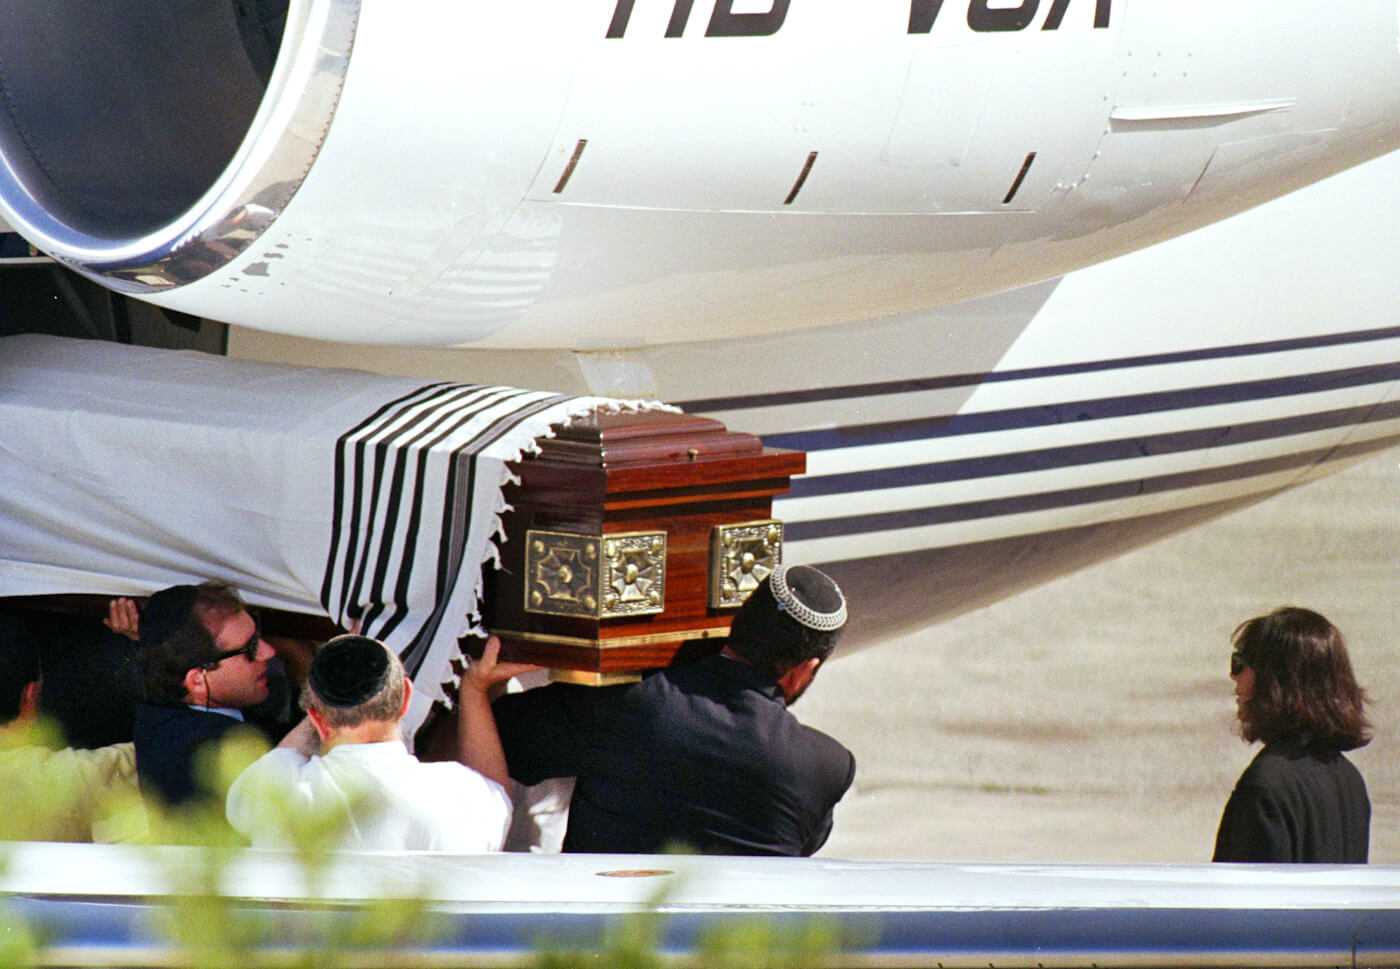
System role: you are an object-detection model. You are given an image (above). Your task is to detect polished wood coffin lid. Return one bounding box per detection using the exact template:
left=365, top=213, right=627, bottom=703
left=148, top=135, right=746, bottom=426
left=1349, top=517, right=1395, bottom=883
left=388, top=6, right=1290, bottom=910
left=483, top=407, right=805, bottom=679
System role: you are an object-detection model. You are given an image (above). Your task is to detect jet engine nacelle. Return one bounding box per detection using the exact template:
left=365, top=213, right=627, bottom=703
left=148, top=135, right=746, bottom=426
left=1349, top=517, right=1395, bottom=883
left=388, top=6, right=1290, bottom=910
left=1, top=0, right=1399, bottom=348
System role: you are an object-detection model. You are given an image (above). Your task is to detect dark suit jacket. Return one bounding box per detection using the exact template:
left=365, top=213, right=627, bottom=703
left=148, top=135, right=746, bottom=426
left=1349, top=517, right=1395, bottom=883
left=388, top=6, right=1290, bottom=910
left=494, top=654, right=855, bottom=855
left=1213, top=742, right=1370, bottom=863
left=132, top=703, right=247, bottom=807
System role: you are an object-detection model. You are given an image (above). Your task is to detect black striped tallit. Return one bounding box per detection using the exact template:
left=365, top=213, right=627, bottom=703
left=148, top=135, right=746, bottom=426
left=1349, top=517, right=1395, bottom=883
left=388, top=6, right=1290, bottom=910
left=320, top=382, right=570, bottom=682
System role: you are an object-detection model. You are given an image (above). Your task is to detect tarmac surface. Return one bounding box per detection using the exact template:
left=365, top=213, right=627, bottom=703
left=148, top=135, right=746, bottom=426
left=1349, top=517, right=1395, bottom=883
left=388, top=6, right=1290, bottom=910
left=799, top=451, right=1400, bottom=864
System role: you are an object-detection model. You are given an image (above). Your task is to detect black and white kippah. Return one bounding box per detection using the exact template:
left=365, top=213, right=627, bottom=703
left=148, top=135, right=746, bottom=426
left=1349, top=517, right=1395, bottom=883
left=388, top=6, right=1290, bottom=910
left=770, top=564, right=847, bottom=632
left=310, top=635, right=392, bottom=707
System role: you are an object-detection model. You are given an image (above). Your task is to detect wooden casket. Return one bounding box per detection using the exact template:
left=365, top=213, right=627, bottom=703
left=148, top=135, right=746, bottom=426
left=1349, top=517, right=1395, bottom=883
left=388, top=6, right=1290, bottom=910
left=484, top=408, right=805, bottom=682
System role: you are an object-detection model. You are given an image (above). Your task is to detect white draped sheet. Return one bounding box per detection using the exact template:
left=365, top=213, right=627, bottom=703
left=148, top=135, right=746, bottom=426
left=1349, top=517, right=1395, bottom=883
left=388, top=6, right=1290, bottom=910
left=0, top=334, right=661, bottom=734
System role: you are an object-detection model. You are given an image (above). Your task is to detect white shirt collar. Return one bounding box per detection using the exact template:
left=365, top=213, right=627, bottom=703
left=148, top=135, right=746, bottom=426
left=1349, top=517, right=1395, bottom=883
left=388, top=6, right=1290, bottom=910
left=188, top=704, right=245, bottom=721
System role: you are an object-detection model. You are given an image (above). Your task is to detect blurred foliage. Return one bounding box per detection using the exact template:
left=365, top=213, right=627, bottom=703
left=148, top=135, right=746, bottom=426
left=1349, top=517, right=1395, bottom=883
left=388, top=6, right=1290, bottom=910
left=698, top=915, right=847, bottom=969
left=534, top=909, right=850, bottom=969
left=143, top=728, right=448, bottom=969
left=0, top=847, right=36, bottom=969
left=533, top=876, right=851, bottom=969
left=0, top=718, right=844, bottom=969
left=0, top=717, right=142, bottom=843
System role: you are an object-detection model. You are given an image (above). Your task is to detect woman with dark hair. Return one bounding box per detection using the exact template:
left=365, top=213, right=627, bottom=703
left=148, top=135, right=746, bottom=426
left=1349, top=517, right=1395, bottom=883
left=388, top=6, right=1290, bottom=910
left=1213, top=606, right=1372, bottom=863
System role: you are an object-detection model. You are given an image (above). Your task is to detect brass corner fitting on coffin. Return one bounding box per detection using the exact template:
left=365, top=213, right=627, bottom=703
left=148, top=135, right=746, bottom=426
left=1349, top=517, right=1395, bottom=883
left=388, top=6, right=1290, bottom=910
left=524, top=520, right=783, bottom=621
left=525, top=529, right=667, bottom=619
left=709, top=520, right=783, bottom=609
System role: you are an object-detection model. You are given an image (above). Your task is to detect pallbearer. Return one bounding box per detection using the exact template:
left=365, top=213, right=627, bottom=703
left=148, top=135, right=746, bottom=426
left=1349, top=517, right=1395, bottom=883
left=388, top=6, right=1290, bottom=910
left=227, top=635, right=526, bottom=852
left=488, top=564, right=855, bottom=856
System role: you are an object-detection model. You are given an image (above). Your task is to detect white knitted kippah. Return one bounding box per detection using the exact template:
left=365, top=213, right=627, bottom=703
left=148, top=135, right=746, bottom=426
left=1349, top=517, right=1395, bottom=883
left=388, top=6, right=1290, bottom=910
left=770, top=564, right=847, bottom=632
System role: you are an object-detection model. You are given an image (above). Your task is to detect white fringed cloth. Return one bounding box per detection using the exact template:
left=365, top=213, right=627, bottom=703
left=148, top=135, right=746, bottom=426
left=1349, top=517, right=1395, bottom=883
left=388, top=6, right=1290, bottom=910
left=0, top=335, right=664, bottom=735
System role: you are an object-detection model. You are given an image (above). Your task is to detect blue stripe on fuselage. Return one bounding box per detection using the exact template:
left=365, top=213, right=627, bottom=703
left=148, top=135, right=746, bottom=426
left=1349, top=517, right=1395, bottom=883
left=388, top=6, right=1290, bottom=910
left=762, top=362, right=1400, bottom=453
left=783, top=433, right=1400, bottom=540
left=676, top=325, right=1400, bottom=415
left=787, top=399, right=1400, bottom=498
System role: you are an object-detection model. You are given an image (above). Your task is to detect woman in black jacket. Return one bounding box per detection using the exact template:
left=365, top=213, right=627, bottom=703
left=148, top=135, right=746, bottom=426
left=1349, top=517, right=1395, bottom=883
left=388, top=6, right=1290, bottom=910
left=1214, top=606, right=1371, bottom=863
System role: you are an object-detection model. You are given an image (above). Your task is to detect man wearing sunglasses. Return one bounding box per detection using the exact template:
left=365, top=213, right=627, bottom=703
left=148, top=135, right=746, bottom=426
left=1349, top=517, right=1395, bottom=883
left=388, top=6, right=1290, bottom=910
left=132, top=580, right=283, bottom=810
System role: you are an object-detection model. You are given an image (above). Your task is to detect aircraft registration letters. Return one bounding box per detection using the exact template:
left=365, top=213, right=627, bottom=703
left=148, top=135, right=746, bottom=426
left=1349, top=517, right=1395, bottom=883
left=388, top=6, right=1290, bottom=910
left=606, top=0, right=1114, bottom=39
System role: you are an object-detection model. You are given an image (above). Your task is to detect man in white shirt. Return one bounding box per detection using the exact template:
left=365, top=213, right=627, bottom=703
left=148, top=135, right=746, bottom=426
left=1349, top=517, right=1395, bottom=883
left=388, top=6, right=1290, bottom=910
left=226, top=634, right=527, bottom=852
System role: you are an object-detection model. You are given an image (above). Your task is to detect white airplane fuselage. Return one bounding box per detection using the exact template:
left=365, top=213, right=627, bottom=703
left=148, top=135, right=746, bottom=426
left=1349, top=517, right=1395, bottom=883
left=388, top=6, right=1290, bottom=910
left=1, top=0, right=1399, bottom=645
left=227, top=147, right=1400, bottom=647
left=1, top=1, right=1399, bottom=347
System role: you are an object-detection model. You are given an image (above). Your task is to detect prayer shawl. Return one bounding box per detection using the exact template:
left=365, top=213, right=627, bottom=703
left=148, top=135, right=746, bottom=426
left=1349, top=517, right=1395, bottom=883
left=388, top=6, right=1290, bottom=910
left=0, top=334, right=664, bottom=734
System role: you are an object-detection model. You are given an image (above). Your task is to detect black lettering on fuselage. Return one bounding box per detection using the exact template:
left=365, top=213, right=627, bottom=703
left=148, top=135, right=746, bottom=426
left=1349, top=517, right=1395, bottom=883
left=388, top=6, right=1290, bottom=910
left=607, top=0, right=791, bottom=38
left=1042, top=0, right=1112, bottom=29
left=907, top=0, right=946, bottom=33
left=666, top=0, right=695, bottom=36
left=608, top=0, right=1109, bottom=39
left=606, top=0, right=636, bottom=38
left=967, top=0, right=1038, bottom=32
left=907, top=0, right=1111, bottom=33
left=707, top=0, right=791, bottom=36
